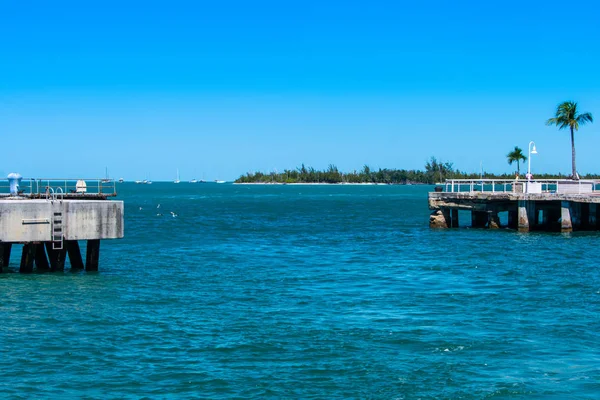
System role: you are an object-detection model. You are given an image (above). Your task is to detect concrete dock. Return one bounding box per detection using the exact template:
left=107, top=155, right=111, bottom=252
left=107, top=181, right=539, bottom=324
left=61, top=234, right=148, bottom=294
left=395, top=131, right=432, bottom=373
left=0, top=177, right=124, bottom=273
left=428, top=179, right=600, bottom=232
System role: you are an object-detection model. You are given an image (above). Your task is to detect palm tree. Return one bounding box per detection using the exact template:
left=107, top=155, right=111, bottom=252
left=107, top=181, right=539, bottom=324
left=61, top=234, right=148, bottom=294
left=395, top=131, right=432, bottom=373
left=507, top=146, right=527, bottom=176
left=546, top=101, right=593, bottom=179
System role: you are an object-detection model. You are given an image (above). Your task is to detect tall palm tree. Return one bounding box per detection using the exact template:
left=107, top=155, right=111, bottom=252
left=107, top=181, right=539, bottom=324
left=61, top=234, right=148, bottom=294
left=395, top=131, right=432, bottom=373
left=507, top=146, right=527, bottom=176
left=546, top=101, right=593, bottom=179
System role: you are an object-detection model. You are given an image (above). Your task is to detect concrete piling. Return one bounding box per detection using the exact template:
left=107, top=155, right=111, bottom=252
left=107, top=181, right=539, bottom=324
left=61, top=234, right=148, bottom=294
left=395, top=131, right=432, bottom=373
left=591, top=204, right=599, bottom=229
left=518, top=200, right=535, bottom=232
left=580, top=203, right=590, bottom=230
left=451, top=209, right=459, bottom=228
left=66, top=241, right=85, bottom=270
left=34, top=243, right=50, bottom=271
left=20, top=244, right=36, bottom=273
left=45, top=242, right=67, bottom=271
left=507, top=210, right=517, bottom=229
left=0, top=243, right=11, bottom=272
left=85, top=239, right=100, bottom=271
left=561, top=201, right=573, bottom=232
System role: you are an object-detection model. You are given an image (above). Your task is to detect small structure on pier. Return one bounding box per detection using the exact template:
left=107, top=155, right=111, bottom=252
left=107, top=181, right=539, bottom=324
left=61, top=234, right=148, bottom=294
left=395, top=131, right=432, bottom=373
left=429, top=179, right=600, bottom=232
left=0, top=177, right=124, bottom=273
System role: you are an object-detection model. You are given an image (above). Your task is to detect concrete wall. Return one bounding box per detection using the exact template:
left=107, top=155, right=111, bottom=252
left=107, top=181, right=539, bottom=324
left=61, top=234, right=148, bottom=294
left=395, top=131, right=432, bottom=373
left=64, top=200, right=123, bottom=240
left=0, top=199, right=123, bottom=242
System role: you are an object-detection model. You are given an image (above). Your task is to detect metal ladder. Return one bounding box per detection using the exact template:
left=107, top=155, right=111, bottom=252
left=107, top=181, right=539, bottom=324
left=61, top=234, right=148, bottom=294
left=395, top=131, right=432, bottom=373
left=48, top=188, right=64, bottom=250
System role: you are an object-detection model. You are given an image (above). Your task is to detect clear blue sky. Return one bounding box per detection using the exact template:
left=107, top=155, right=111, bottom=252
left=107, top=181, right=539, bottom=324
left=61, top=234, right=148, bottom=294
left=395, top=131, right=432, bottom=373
left=1, top=0, right=599, bottom=180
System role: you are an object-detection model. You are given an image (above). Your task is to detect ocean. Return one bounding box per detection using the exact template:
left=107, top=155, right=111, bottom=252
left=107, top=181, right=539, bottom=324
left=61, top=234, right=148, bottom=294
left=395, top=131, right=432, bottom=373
left=1, top=183, right=599, bottom=398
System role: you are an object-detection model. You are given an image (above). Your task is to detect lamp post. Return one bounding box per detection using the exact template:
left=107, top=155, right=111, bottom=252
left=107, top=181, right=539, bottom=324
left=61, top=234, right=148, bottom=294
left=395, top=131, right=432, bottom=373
left=527, top=141, right=538, bottom=193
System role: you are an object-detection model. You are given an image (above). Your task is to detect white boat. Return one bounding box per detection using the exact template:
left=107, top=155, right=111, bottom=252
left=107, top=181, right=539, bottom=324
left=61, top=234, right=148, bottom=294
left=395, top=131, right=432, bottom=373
left=215, top=180, right=226, bottom=184
left=174, top=169, right=181, bottom=184
left=135, top=180, right=143, bottom=184
left=189, top=179, right=197, bottom=183
left=101, top=167, right=111, bottom=183
left=118, top=178, right=124, bottom=183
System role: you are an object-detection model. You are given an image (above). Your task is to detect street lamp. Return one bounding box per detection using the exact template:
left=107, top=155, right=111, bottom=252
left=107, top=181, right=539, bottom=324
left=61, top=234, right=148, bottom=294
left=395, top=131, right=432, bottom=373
left=527, top=141, right=537, bottom=193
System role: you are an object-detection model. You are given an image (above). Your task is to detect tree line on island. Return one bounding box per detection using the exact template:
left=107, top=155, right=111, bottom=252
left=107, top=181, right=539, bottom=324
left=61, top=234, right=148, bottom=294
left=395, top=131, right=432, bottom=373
left=235, top=158, right=600, bottom=185
left=236, top=101, right=595, bottom=184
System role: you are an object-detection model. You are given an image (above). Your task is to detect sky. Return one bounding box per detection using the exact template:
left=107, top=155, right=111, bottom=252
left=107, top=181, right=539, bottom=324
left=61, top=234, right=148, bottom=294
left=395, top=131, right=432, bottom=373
left=1, top=0, right=599, bottom=180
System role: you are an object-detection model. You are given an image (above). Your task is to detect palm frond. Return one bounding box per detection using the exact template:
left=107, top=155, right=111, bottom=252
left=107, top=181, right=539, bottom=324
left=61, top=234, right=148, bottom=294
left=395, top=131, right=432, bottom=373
left=577, top=112, right=593, bottom=124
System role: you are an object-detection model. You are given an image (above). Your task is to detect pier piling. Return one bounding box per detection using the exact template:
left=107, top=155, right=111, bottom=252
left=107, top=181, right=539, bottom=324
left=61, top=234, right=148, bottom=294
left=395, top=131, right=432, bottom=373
left=85, top=239, right=100, bottom=271
left=20, top=244, right=36, bottom=273
left=518, top=200, right=535, bottom=232
left=34, top=243, right=50, bottom=271
left=0, top=243, right=11, bottom=272
left=451, top=209, right=459, bottom=228
left=561, top=201, right=573, bottom=232
left=45, top=242, right=67, bottom=271
left=66, top=241, right=85, bottom=270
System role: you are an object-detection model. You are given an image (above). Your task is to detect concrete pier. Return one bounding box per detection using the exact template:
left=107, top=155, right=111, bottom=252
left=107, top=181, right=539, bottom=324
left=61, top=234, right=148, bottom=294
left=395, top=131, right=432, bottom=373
left=429, top=179, right=600, bottom=232
left=0, top=178, right=123, bottom=272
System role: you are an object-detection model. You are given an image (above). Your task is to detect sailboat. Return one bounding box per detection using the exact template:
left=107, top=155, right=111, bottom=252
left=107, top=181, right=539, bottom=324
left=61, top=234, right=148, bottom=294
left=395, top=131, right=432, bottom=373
left=174, top=169, right=181, bottom=184
left=101, top=167, right=111, bottom=183
left=118, top=177, right=124, bottom=183
left=215, top=180, right=226, bottom=184
left=189, top=178, right=197, bottom=183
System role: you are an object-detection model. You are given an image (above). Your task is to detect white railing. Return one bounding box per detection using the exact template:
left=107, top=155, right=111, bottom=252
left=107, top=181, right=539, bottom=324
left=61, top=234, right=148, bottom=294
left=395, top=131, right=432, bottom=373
left=439, top=179, right=600, bottom=195
left=0, top=178, right=117, bottom=197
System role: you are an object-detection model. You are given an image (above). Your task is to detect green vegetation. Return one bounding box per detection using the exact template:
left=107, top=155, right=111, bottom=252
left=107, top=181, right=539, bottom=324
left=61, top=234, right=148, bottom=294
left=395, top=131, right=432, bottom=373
left=235, top=158, right=599, bottom=184
left=238, top=101, right=598, bottom=185
left=546, top=101, right=594, bottom=180
left=506, top=146, right=526, bottom=176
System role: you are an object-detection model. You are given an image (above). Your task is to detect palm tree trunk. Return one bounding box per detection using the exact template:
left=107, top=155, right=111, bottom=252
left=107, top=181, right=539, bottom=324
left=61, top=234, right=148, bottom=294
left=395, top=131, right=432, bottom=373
left=571, top=126, right=577, bottom=179
left=517, top=162, right=520, bottom=175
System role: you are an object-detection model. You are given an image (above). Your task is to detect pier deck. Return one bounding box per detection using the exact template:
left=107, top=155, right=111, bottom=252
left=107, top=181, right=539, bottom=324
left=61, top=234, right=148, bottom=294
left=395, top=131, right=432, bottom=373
left=0, top=178, right=123, bottom=273
left=428, top=179, right=600, bottom=232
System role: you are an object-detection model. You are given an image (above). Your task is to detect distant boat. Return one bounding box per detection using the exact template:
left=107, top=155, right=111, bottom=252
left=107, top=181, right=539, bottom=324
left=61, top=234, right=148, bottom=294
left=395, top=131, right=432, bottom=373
left=135, top=180, right=143, bottom=184
left=174, top=169, right=181, bottom=184
left=215, top=180, right=226, bottom=184
left=189, top=179, right=197, bottom=183
left=118, top=177, right=124, bottom=183
left=142, top=174, right=152, bottom=184
left=101, top=167, right=111, bottom=183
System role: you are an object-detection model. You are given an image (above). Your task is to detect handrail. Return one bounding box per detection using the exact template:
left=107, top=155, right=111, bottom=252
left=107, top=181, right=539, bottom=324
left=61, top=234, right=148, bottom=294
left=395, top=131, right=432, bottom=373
left=439, top=179, right=600, bottom=195
left=0, top=178, right=117, bottom=197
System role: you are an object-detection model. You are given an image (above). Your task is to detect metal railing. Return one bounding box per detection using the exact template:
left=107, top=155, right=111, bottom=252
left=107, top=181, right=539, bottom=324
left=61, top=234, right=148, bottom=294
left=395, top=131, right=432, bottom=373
left=0, top=178, right=117, bottom=198
left=439, top=179, right=600, bottom=195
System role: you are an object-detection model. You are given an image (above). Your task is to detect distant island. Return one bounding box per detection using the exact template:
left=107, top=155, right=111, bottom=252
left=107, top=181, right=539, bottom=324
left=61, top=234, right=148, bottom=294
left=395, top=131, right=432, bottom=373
left=235, top=158, right=600, bottom=185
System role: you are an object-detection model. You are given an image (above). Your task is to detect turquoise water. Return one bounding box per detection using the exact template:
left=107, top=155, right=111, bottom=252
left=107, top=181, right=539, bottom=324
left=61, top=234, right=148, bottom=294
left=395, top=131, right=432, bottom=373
left=1, top=183, right=599, bottom=398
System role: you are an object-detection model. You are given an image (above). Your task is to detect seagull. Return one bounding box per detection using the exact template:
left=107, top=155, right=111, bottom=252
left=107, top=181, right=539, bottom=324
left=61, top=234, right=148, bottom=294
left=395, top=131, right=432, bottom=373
left=170, top=211, right=178, bottom=217
left=139, top=207, right=143, bottom=211
left=156, top=213, right=162, bottom=216
left=157, top=204, right=161, bottom=209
